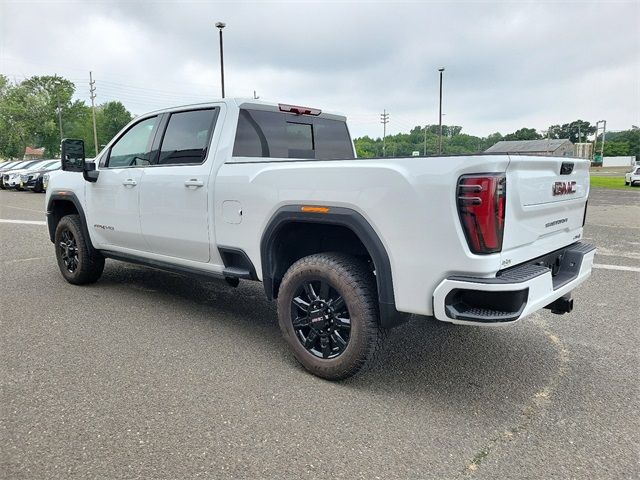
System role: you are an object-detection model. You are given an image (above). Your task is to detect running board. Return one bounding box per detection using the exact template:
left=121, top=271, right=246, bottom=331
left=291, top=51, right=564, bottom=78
left=101, top=250, right=250, bottom=282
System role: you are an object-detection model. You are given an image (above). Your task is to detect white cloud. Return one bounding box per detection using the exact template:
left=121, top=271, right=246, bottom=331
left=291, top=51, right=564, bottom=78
left=1, top=0, right=638, bottom=138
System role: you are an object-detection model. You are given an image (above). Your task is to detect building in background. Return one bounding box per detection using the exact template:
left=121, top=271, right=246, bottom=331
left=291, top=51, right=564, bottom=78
left=485, top=139, right=574, bottom=157
left=574, top=143, right=593, bottom=159
left=23, top=147, right=44, bottom=160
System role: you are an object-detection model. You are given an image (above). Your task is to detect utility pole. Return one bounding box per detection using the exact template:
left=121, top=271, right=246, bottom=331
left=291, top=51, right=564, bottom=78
left=56, top=99, right=63, bottom=142
left=89, top=71, right=98, bottom=156
left=380, top=110, right=389, bottom=157
left=215, top=22, right=226, bottom=98
left=423, top=126, right=427, bottom=156
left=546, top=126, right=551, bottom=155
left=438, top=67, right=445, bottom=155
left=577, top=123, right=581, bottom=144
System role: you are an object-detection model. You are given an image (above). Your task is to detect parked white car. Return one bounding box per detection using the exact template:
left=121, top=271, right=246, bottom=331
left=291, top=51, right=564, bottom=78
left=624, top=166, right=640, bottom=186
left=2, top=160, right=58, bottom=190
left=45, top=98, right=595, bottom=379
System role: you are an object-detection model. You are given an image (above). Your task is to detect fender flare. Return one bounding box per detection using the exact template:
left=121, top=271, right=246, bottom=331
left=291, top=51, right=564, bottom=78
left=46, top=191, right=97, bottom=254
left=260, top=205, right=410, bottom=328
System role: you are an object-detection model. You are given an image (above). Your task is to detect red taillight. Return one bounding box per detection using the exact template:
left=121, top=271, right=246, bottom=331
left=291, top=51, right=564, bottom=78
left=278, top=103, right=322, bottom=116
left=457, top=174, right=506, bottom=254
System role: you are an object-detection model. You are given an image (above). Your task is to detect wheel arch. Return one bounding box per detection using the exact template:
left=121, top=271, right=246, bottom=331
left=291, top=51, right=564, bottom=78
left=46, top=192, right=97, bottom=254
left=260, top=205, right=410, bottom=328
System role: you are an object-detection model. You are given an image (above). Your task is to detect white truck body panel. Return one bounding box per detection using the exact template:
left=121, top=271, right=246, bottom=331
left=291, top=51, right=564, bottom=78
left=46, top=98, right=594, bottom=325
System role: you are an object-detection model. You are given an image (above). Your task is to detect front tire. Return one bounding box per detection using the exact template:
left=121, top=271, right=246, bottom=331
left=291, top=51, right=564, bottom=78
left=54, top=214, right=105, bottom=285
left=277, top=253, right=386, bottom=380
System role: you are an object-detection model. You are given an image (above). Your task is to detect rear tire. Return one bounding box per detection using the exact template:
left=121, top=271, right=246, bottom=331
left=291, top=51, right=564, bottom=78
left=277, top=253, right=386, bottom=380
left=54, top=214, right=105, bottom=285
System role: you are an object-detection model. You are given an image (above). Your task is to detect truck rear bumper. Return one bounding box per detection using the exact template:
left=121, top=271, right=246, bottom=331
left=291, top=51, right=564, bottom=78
left=432, top=242, right=595, bottom=326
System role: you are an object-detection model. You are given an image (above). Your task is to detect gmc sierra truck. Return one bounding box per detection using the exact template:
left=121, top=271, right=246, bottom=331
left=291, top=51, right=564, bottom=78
left=46, top=99, right=595, bottom=379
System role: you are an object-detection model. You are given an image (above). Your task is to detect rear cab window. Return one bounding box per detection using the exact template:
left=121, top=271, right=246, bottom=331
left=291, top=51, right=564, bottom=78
left=232, top=108, right=354, bottom=160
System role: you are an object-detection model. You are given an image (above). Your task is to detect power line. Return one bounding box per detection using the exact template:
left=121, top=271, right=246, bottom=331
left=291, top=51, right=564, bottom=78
left=380, top=110, right=389, bottom=157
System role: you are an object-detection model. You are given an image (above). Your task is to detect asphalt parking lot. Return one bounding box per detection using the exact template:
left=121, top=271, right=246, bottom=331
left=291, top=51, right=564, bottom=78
left=1, top=188, right=639, bottom=479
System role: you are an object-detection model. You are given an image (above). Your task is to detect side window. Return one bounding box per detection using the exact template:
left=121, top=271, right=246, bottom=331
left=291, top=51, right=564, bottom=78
left=157, top=109, right=218, bottom=165
left=106, top=116, right=157, bottom=168
left=232, top=110, right=286, bottom=158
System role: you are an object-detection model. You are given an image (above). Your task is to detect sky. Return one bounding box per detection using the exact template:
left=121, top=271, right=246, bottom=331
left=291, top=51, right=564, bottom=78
left=1, top=0, right=639, bottom=139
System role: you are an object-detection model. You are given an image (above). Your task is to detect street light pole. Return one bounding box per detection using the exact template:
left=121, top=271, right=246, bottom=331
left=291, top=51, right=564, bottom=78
left=215, top=22, right=226, bottom=98
left=438, top=67, right=445, bottom=155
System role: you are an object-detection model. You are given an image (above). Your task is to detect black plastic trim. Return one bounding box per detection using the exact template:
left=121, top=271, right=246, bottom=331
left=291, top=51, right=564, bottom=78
left=218, top=246, right=258, bottom=280
left=101, top=250, right=231, bottom=282
left=560, top=162, right=574, bottom=175
left=46, top=192, right=96, bottom=256
left=448, top=241, right=595, bottom=290
left=445, top=288, right=529, bottom=323
left=260, top=205, right=410, bottom=328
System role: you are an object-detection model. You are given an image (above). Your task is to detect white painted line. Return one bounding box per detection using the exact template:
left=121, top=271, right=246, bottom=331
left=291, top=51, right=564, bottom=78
left=1, top=205, right=44, bottom=214
left=3, top=256, right=47, bottom=265
left=0, top=219, right=46, bottom=225
left=593, top=263, right=640, bottom=273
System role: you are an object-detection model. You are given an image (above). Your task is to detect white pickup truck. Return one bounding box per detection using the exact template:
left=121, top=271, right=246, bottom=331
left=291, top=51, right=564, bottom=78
left=46, top=99, right=595, bottom=379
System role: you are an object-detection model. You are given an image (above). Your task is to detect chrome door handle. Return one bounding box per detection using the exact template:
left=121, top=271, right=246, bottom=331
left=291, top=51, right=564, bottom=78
left=122, top=179, right=137, bottom=187
left=184, top=179, right=204, bottom=188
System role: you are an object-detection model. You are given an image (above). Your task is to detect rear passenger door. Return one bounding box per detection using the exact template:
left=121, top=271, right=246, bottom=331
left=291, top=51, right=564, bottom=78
left=138, top=107, right=220, bottom=263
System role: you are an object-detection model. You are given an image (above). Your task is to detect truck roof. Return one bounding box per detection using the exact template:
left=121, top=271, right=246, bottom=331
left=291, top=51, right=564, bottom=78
left=143, top=98, right=347, bottom=122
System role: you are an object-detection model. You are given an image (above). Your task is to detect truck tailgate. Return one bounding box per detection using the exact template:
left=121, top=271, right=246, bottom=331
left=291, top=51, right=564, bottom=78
left=501, top=155, right=589, bottom=267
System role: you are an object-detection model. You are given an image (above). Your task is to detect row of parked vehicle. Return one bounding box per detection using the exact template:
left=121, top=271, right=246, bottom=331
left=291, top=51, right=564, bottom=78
left=0, top=159, right=61, bottom=193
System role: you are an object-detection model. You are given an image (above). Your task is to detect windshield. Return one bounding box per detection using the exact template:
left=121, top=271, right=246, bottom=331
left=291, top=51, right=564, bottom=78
left=45, top=162, right=61, bottom=171
left=16, top=160, right=41, bottom=170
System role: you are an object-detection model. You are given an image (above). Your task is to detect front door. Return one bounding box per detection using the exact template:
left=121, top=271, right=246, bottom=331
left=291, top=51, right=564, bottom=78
left=86, top=115, right=159, bottom=251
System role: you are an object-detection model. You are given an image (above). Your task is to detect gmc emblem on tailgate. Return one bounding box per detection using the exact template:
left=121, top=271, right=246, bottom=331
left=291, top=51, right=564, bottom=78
left=552, top=181, right=577, bottom=196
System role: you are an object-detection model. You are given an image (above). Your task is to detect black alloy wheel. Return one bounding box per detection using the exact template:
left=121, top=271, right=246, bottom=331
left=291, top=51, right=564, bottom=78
left=59, top=228, right=79, bottom=273
left=54, top=214, right=105, bottom=284
left=277, top=253, right=386, bottom=380
left=291, top=279, right=351, bottom=359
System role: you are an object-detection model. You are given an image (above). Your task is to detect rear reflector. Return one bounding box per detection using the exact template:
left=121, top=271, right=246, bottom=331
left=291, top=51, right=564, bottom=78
left=301, top=206, right=329, bottom=214
left=278, top=104, right=322, bottom=116
left=457, top=174, right=506, bottom=254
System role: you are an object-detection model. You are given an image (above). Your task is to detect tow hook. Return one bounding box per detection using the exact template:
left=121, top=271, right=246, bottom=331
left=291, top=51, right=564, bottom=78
left=545, top=295, right=573, bottom=315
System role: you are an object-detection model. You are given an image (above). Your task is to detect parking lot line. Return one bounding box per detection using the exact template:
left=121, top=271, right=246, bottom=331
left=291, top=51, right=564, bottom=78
left=3, top=256, right=47, bottom=265
left=0, top=219, right=46, bottom=225
left=593, top=263, right=640, bottom=273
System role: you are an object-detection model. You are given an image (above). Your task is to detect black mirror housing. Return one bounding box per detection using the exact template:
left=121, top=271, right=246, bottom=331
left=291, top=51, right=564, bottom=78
left=83, top=161, right=99, bottom=183
left=61, top=139, right=85, bottom=172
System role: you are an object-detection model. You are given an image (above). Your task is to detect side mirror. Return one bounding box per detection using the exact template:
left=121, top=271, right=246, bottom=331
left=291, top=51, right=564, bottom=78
left=60, top=139, right=85, bottom=172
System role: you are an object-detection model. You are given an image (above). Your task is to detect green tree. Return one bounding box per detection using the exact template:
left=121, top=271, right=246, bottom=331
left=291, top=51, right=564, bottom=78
left=603, top=127, right=640, bottom=157
left=603, top=141, right=629, bottom=156
left=503, top=127, right=541, bottom=141
left=548, top=120, right=596, bottom=143
left=0, top=75, right=76, bottom=158
left=96, top=101, right=133, bottom=147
